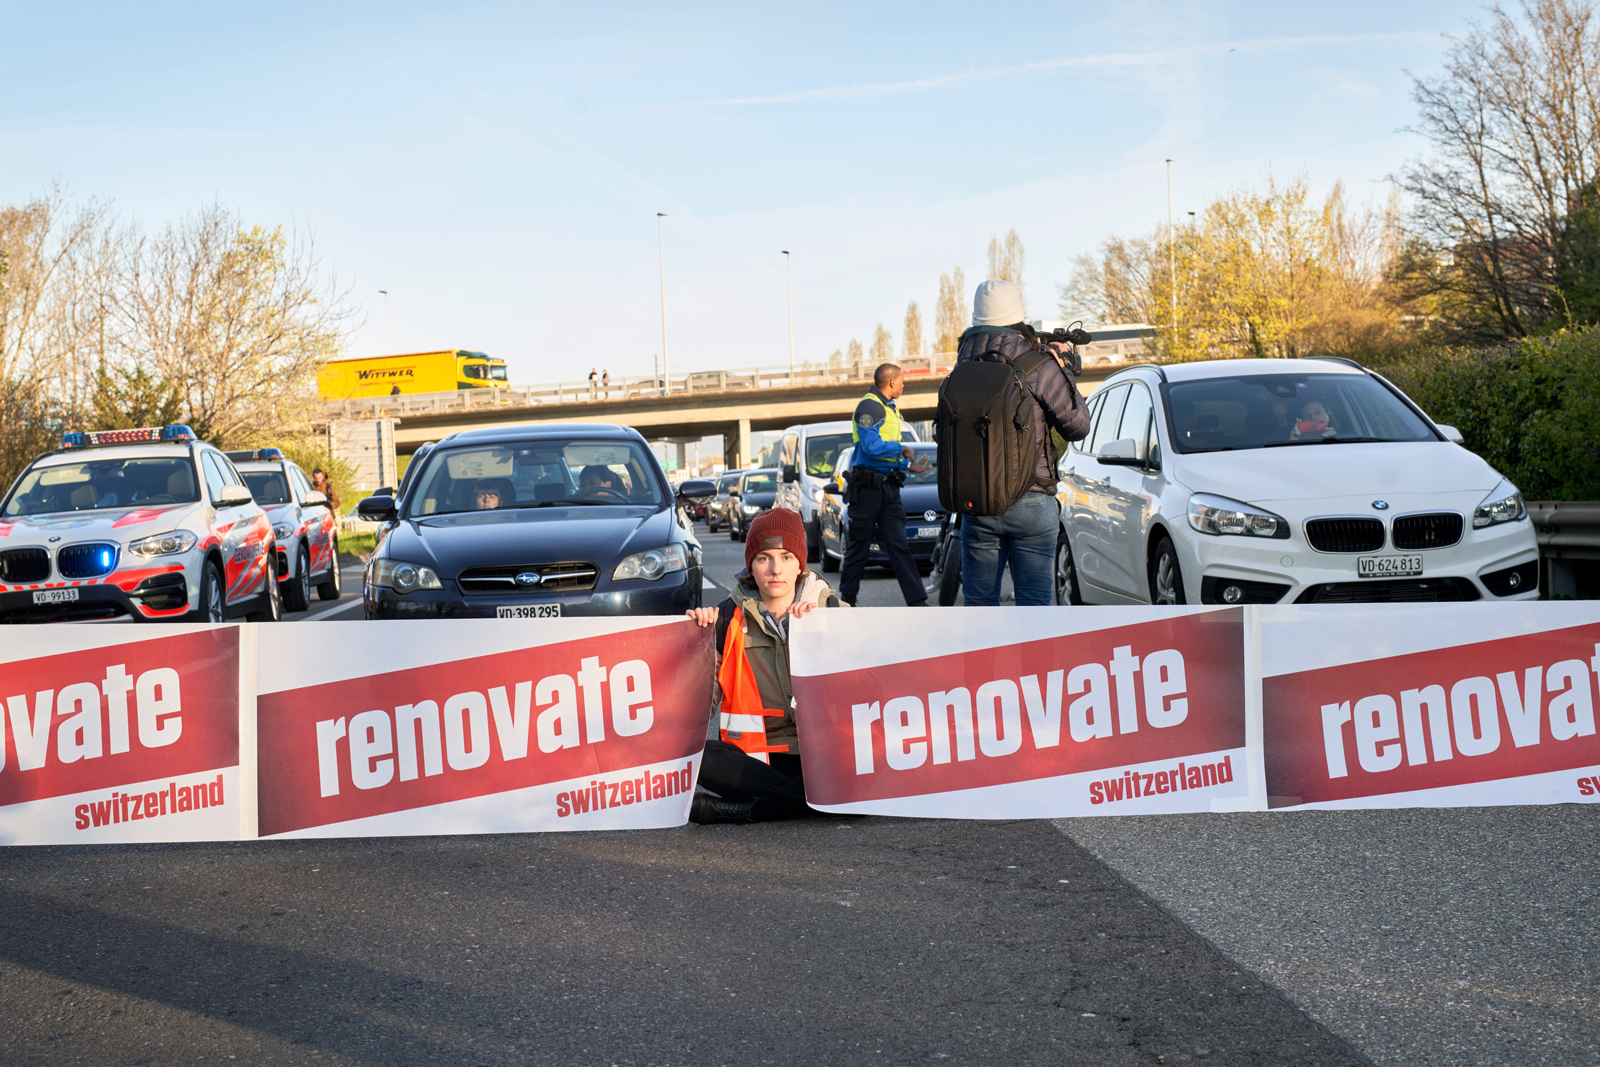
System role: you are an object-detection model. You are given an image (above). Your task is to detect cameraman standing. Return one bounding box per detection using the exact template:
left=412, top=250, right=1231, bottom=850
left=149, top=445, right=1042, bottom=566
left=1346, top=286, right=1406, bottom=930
left=839, top=363, right=932, bottom=607
left=956, top=280, right=1091, bottom=606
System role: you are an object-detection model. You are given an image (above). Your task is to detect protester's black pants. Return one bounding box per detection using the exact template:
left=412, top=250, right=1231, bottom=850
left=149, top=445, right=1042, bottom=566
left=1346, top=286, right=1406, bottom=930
left=698, top=739, right=813, bottom=821
left=839, top=480, right=926, bottom=605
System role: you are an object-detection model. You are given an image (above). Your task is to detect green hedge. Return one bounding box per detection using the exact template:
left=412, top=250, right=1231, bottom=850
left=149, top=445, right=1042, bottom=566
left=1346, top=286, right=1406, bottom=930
left=1368, top=329, right=1600, bottom=501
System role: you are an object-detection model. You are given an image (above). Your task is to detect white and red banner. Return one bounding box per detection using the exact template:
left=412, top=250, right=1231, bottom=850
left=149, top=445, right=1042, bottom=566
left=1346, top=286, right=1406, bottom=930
left=789, top=606, right=1252, bottom=818
left=254, top=618, right=713, bottom=838
left=1260, top=603, right=1600, bottom=810
left=0, top=626, right=244, bottom=845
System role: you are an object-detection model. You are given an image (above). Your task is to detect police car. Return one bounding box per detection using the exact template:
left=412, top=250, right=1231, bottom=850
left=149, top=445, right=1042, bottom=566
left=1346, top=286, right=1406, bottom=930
left=0, top=425, right=281, bottom=623
left=227, top=448, right=341, bottom=612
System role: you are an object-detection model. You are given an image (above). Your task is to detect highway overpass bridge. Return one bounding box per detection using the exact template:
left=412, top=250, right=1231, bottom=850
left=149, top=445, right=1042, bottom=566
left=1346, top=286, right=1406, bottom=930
left=323, top=361, right=1124, bottom=470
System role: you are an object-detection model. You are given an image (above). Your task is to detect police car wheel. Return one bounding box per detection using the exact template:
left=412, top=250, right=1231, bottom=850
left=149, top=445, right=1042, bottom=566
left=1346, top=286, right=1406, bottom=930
left=192, top=560, right=225, bottom=624
left=284, top=545, right=311, bottom=612
left=247, top=557, right=282, bottom=622
left=317, top=545, right=342, bottom=601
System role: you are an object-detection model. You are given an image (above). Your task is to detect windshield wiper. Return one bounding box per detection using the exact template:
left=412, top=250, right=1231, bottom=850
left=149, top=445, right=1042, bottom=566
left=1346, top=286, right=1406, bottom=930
left=1263, top=436, right=1387, bottom=447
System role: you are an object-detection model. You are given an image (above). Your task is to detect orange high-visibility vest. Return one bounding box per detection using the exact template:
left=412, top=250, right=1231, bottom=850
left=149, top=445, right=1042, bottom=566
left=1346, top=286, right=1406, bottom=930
left=718, top=614, right=790, bottom=764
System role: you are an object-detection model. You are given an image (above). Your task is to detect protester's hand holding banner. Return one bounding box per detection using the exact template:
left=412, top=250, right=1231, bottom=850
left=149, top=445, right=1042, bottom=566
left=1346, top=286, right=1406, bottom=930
left=0, top=625, right=244, bottom=845
left=789, top=606, right=1253, bottom=817
left=254, top=618, right=713, bottom=838
left=1259, top=603, right=1600, bottom=809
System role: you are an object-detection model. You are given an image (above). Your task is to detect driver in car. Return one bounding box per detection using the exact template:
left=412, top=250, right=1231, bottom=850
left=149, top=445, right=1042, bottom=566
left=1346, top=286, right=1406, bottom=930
left=1288, top=398, right=1339, bottom=441
left=472, top=481, right=505, bottom=510
left=579, top=464, right=626, bottom=499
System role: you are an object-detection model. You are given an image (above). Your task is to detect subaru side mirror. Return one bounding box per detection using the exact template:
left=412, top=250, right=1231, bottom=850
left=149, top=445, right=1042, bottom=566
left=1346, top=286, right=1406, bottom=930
left=357, top=495, right=398, bottom=522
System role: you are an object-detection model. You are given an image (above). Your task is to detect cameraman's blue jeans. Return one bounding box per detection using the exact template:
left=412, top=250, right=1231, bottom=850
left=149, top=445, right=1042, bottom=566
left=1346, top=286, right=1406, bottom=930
left=960, top=492, right=1060, bottom=607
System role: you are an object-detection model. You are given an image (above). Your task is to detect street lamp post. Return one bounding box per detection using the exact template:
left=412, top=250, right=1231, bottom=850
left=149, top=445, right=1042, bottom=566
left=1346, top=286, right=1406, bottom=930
left=656, top=214, right=669, bottom=394
left=378, top=290, right=390, bottom=354
left=782, top=250, right=794, bottom=384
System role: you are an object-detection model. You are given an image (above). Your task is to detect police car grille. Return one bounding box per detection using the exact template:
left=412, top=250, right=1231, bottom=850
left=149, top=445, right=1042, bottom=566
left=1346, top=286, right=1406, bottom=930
left=457, top=562, right=598, bottom=594
left=57, top=542, right=120, bottom=579
left=0, top=547, right=50, bottom=583
left=1391, top=512, right=1463, bottom=550
left=1304, top=517, right=1385, bottom=553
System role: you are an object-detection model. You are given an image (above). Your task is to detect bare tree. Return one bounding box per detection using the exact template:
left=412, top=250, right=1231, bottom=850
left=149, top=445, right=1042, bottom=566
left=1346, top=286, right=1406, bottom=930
left=871, top=323, right=894, bottom=364
left=902, top=300, right=923, bottom=359
left=119, top=206, right=353, bottom=446
left=934, top=267, right=966, bottom=353
left=987, top=229, right=1026, bottom=292
left=1400, top=0, right=1600, bottom=336
left=846, top=337, right=864, bottom=376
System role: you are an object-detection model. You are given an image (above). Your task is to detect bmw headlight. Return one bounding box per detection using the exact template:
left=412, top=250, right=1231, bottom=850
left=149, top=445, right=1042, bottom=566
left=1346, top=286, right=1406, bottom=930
left=367, top=558, right=444, bottom=593
left=128, top=530, right=198, bottom=557
left=1187, top=493, right=1290, bottom=539
left=272, top=522, right=294, bottom=539
left=613, top=544, right=688, bottom=582
left=1473, top=481, right=1526, bottom=527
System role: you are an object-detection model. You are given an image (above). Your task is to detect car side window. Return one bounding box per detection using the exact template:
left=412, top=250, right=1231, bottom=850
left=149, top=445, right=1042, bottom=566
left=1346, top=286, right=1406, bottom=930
left=291, top=466, right=314, bottom=504
left=220, top=457, right=244, bottom=486
left=200, top=453, right=229, bottom=503
left=1118, top=385, right=1154, bottom=461
left=1072, top=393, right=1105, bottom=454
left=1087, top=385, right=1129, bottom=457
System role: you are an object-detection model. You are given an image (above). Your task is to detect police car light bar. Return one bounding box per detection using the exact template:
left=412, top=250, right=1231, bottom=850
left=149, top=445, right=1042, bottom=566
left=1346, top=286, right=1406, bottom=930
left=224, top=448, right=285, bottom=463
left=60, top=425, right=197, bottom=449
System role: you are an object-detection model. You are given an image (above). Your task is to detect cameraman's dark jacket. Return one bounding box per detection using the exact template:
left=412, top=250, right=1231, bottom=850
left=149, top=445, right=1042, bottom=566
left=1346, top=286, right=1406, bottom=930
left=956, top=326, right=1092, bottom=485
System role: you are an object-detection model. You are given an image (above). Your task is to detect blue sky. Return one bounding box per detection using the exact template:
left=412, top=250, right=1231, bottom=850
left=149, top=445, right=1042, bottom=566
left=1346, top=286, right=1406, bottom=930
left=1, top=1, right=1481, bottom=385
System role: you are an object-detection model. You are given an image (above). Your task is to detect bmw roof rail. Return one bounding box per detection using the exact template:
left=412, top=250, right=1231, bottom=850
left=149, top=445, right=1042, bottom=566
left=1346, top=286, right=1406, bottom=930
left=1306, top=355, right=1366, bottom=370
left=1112, top=361, right=1168, bottom=382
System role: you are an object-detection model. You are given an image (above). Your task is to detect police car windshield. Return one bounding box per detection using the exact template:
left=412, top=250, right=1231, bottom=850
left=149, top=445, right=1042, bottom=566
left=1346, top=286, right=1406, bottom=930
left=805, top=433, right=853, bottom=478
left=240, top=470, right=291, bottom=506
left=406, top=439, right=665, bottom=516
left=3, top=458, right=200, bottom=516
left=1165, top=373, right=1436, bottom=453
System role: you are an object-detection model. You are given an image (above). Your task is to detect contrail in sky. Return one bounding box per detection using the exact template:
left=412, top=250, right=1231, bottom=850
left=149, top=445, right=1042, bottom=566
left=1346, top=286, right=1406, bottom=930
left=697, top=33, right=1438, bottom=106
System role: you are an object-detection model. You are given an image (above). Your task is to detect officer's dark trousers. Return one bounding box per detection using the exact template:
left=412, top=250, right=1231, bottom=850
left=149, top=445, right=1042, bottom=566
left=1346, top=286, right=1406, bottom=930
left=698, top=739, right=813, bottom=821
left=840, top=480, right=927, bottom=605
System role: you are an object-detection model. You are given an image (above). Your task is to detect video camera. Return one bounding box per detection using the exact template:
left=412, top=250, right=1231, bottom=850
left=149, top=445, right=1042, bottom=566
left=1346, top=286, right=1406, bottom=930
left=1032, top=321, right=1094, bottom=376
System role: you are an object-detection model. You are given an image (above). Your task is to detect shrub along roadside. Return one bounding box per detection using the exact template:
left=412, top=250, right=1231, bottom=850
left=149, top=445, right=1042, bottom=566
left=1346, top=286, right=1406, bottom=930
left=1365, top=329, right=1600, bottom=502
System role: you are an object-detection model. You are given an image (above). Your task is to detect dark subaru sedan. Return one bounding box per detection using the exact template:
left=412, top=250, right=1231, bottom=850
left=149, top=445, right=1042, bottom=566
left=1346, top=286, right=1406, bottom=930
left=359, top=424, right=712, bottom=619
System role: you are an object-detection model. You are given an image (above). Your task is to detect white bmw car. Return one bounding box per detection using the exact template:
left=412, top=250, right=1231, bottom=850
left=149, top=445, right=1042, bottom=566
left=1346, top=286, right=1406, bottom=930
left=1055, top=358, right=1540, bottom=605
left=0, top=426, right=280, bottom=623
left=229, top=448, right=341, bottom=612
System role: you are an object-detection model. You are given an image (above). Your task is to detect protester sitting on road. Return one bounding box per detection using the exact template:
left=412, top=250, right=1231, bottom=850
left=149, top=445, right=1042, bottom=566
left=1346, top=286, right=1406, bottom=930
left=684, top=508, right=845, bottom=825
left=955, top=279, right=1091, bottom=606
left=1288, top=398, right=1339, bottom=441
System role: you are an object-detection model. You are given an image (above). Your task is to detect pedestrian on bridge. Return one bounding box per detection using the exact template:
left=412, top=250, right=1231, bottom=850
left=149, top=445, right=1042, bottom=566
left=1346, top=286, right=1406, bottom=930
left=839, top=363, right=932, bottom=607
left=588, top=367, right=598, bottom=398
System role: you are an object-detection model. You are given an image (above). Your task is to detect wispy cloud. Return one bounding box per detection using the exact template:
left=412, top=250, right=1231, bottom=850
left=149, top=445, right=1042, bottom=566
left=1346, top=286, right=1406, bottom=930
left=697, top=32, right=1438, bottom=106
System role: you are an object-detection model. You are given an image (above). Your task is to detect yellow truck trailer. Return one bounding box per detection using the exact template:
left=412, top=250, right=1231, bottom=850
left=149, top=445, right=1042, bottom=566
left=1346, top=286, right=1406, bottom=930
left=317, top=350, right=508, bottom=399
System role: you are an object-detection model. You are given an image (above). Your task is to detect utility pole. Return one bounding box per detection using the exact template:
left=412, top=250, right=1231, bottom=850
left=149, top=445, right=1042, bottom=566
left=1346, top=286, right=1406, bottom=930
left=1165, top=161, right=1176, bottom=344
left=379, top=290, right=390, bottom=354
left=782, top=250, right=794, bottom=383
left=656, top=214, right=669, bottom=394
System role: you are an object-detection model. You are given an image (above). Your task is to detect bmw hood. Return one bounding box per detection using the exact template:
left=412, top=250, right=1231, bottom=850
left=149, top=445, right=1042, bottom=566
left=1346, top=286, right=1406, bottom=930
left=0, top=505, right=187, bottom=545
left=1170, top=443, right=1503, bottom=507
left=384, top=506, right=676, bottom=576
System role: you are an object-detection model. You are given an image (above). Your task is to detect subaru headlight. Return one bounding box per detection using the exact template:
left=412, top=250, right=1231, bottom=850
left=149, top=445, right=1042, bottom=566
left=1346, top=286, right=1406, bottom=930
left=613, top=544, right=688, bottom=582
left=1473, top=481, right=1526, bottom=528
left=367, top=558, right=444, bottom=593
left=128, top=530, right=197, bottom=557
left=1187, top=493, right=1290, bottom=539
left=272, top=522, right=294, bottom=540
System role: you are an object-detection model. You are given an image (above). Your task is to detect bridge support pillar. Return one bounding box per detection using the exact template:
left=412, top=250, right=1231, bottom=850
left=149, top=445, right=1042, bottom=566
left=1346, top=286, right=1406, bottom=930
left=723, top=418, right=751, bottom=470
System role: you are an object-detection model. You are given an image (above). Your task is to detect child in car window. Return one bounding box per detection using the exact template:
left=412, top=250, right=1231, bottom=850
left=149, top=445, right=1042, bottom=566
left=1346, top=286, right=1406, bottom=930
left=1289, top=398, right=1339, bottom=441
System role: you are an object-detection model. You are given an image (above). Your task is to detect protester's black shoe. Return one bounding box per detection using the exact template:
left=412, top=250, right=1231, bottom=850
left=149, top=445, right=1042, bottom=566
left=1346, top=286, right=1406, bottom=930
left=907, top=599, right=928, bottom=607
left=690, top=793, right=757, bottom=825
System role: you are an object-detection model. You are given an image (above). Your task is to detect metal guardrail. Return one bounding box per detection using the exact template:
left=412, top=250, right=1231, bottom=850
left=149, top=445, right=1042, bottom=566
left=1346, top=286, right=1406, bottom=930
left=320, top=344, right=1144, bottom=421
left=1528, top=500, right=1600, bottom=599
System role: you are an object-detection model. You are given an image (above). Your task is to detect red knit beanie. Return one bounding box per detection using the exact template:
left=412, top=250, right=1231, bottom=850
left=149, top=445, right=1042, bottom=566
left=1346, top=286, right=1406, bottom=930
left=744, top=507, right=807, bottom=573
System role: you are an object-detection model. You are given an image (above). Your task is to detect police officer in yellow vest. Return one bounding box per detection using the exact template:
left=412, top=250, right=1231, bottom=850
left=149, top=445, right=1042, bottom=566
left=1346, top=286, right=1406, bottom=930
left=839, top=363, right=933, bottom=606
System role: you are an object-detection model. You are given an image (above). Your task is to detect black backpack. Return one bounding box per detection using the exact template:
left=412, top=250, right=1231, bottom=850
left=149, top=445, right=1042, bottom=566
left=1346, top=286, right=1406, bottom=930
left=935, top=351, right=1055, bottom=516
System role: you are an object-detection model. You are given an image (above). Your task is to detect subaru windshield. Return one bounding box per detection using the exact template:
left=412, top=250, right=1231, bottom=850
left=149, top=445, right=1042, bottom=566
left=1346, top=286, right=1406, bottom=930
left=1164, top=373, right=1438, bottom=454
left=3, top=457, right=200, bottom=516
left=405, top=439, right=665, bottom=516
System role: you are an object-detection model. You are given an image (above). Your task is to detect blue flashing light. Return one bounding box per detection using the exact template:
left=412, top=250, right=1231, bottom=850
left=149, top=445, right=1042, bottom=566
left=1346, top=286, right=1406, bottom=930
left=160, top=425, right=197, bottom=443
left=60, top=432, right=86, bottom=449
